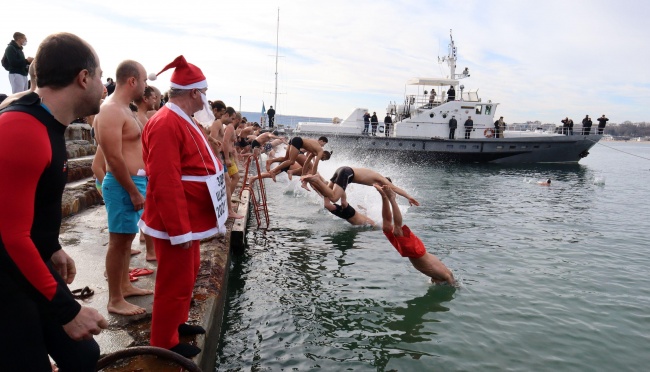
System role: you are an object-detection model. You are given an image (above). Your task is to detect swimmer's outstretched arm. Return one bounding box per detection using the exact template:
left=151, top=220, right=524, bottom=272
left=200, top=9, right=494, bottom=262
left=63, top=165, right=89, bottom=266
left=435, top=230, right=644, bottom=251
left=390, top=185, right=420, bottom=206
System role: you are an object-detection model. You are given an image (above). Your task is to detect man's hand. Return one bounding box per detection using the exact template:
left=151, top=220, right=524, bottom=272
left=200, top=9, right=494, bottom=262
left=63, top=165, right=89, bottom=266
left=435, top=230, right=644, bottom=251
left=51, top=250, right=76, bottom=285
left=26, top=56, right=34, bottom=63
left=177, top=241, right=192, bottom=249
left=63, top=307, right=108, bottom=341
left=130, top=191, right=145, bottom=211
left=407, top=196, right=420, bottom=206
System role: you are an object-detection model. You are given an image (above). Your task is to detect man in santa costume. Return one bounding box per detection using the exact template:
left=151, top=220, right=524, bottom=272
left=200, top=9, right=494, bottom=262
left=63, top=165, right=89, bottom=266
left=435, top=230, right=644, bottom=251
left=139, top=55, right=226, bottom=358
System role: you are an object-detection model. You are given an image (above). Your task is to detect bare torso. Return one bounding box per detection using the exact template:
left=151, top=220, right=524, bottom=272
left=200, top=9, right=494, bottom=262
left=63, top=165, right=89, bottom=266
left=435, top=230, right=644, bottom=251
left=210, top=119, right=224, bottom=144
left=95, top=98, right=145, bottom=175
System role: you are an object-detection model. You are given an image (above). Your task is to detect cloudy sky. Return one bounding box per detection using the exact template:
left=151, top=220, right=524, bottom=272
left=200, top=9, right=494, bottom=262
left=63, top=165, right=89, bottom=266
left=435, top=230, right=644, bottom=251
left=3, top=0, right=649, bottom=123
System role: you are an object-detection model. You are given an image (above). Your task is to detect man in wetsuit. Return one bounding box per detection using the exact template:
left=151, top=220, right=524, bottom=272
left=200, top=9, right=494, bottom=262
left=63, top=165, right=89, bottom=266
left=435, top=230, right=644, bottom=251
left=375, top=184, right=455, bottom=285
left=0, top=32, right=108, bottom=371
left=302, top=166, right=420, bottom=206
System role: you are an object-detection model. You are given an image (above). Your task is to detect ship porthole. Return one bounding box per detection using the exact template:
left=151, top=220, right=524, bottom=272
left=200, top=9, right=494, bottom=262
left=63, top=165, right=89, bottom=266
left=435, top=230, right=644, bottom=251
left=386, top=142, right=390, bottom=146
left=412, top=143, right=416, bottom=147
left=399, top=143, right=403, bottom=146
left=371, top=142, right=375, bottom=145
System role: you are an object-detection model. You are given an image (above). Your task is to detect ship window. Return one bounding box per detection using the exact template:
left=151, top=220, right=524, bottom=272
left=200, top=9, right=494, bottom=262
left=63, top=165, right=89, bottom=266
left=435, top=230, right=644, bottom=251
left=485, top=105, right=492, bottom=115
left=460, top=145, right=466, bottom=149
left=510, top=145, right=516, bottom=149
left=473, top=145, right=479, bottom=149
left=533, top=145, right=540, bottom=148
left=399, top=143, right=403, bottom=147
left=475, top=105, right=483, bottom=115
left=371, top=142, right=375, bottom=145
left=446, top=145, right=454, bottom=149
left=496, top=145, right=503, bottom=149
left=386, top=142, right=390, bottom=146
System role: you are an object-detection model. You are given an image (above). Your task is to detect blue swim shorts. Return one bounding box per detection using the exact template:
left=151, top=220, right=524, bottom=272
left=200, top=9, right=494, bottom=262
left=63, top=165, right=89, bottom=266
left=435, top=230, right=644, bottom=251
left=102, top=172, right=147, bottom=234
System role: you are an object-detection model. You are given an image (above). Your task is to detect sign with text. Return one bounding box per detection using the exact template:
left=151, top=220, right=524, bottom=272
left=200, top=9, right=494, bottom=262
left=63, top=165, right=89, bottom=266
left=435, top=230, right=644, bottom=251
left=205, top=167, right=228, bottom=231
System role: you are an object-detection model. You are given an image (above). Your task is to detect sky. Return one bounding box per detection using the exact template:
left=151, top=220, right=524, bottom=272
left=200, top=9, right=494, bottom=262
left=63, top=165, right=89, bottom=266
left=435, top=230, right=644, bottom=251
left=2, top=0, right=649, bottom=124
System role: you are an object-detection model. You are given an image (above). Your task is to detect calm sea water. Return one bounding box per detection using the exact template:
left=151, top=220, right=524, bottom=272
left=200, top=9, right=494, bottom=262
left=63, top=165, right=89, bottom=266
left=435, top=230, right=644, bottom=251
left=215, top=142, right=650, bottom=371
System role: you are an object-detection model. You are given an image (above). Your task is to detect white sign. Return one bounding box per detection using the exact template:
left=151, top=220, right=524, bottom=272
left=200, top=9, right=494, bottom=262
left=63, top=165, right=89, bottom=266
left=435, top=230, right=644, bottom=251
left=206, top=167, right=228, bottom=231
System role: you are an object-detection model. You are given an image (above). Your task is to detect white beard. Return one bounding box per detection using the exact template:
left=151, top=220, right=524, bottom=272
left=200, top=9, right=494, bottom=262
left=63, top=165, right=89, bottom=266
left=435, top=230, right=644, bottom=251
left=194, top=92, right=215, bottom=126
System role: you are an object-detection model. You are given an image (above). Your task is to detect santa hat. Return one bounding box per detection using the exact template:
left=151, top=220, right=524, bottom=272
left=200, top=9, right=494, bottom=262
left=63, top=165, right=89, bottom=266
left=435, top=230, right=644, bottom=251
left=148, top=55, right=207, bottom=89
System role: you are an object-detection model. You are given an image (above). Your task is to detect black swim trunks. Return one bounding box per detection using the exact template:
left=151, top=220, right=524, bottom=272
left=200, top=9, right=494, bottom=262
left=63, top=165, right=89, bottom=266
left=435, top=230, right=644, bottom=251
left=251, top=139, right=261, bottom=149
left=330, top=166, right=355, bottom=190
left=280, top=166, right=290, bottom=173
left=329, top=203, right=356, bottom=220
left=264, top=142, right=273, bottom=152
left=290, top=137, right=303, bottom=150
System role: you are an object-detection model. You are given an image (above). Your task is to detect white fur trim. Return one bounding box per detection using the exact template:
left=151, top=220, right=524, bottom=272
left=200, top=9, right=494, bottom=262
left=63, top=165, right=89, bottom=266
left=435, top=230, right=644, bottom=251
left=170, top=80, right=207, bottom=89
left=138, top=220, right=220, bottom=244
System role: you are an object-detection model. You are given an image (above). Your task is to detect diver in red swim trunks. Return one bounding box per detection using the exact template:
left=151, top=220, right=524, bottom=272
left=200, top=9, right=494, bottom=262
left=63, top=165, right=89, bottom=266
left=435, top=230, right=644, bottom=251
left=374, top=184, right=455, bottom=285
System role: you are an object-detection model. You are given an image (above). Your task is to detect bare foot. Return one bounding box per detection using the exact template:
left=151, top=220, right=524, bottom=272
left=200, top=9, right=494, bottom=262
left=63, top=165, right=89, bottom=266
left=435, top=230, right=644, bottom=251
left=269, top=171, right=276, bottom=182
left=301, top=181, right=312, bottom=191
left=146, top=254, right=157, bottom=262
left=265, top=159, right=272, bottom=172
left=300, top=174, right=317, bottom=181
left=107, top=299, right=147, bottom=315
left=130, top=249, right=141, bottom=255
left=123, top=285, right=154, bottom=298
left=229, top=210, right=244, bottom=219
left=139, top=234, right=145, bottom=243
left=287, top=171, right=293, bottom=180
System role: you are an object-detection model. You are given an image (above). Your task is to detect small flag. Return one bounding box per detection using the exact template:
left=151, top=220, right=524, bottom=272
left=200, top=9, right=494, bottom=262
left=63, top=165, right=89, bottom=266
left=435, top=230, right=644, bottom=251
left=262, top=101, right=266, bottom=116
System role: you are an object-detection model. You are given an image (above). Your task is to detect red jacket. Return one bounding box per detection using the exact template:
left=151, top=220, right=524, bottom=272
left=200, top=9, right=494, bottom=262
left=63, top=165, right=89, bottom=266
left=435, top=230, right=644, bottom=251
left=139, top=103, right=222, bottom=244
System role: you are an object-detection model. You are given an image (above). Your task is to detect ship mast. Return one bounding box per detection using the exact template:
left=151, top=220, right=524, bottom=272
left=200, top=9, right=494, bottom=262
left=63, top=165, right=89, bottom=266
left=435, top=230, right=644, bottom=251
left=274, top=7, right=279, bottom=112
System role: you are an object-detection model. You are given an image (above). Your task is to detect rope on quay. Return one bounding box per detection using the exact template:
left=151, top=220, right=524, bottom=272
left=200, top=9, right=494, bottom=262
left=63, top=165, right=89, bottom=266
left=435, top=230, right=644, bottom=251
left=95, top=346, right=202, bottom=371
left=588, top=138, right=650, bottom=162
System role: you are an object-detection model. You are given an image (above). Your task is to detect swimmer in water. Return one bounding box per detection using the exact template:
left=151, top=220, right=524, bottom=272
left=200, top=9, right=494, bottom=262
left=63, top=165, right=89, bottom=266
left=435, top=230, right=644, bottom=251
left=375, top=184, right=455, bottom=285
left=323, top=195, right=375, bottom=226
left=537, top=179, right=551, bottom=186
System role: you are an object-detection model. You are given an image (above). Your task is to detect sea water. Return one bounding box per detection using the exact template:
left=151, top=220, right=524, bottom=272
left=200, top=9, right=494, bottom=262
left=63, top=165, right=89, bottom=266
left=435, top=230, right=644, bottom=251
left=215, top=142, right=650, bottom=371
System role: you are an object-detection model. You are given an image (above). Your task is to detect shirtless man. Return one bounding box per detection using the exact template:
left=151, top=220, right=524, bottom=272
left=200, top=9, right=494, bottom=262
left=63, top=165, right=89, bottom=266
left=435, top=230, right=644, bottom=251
left=375, top=184, right=455, bottom=285
left=94, top=60, right=153, bottom=315
left=221, top=107, right=244, bottom=218
left=248, top=131, right=282, bottom=155
left=266, top=136, right=331, bottom=180
left=249, top=152, right=309, bottom=183
left=302, top=166, right=420, bottom=206
left=146, top=86, right=162, bottom=118
left=133, top=86, right=158, bottom=260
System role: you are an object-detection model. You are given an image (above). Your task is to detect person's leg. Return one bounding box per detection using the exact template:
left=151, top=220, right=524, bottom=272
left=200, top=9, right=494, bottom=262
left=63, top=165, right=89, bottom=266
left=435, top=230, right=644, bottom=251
left=144, top=233, right=156, bottom=261
left=151, top=238, right=200, bottom=350
left=303, top=175, right=345, bottom=202
left=43, top=270, right=100, bottom=372
left=269, top=145, right=300, bottom=180
left=0, top=278, right=51, bottom=371
left=106, top=232, right=147, bottom=315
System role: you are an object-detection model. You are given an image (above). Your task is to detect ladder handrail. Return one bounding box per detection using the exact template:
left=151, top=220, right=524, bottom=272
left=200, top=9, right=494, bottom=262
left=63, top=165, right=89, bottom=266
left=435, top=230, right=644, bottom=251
left=239, top=153, right=269, bottom=229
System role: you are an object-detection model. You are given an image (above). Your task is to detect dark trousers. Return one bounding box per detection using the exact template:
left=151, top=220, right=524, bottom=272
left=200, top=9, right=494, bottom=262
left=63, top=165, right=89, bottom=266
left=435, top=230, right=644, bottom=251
left=363, top=123, right=369, bottom=134
left=583, top=127, right=591, bottom=135
left=269, top=116, right=275, bottom=128
left=371, top=124, right=377, bottom=136
left=0, top=266, right=100, bottom=371
left=385, top=124, right=391, bottom=137
left=449, top=128, right=456, bottom=139
left=598, top=126, right=605, bottom=134
left=465, top=127, right=472, bottom=139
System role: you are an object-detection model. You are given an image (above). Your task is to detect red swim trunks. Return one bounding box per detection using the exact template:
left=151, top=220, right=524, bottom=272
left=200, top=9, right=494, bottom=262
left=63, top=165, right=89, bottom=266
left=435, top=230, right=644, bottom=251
left=384, top=225, right=426, bottom=259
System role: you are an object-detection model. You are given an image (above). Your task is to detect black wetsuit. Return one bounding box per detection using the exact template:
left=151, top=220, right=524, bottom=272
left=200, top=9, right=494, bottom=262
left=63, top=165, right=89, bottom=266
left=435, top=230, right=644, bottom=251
left=330, top=166, right=355, bottom=190
left=0, top=93, right=99, bottom=370
left=329, top=203, right=356, bottom=220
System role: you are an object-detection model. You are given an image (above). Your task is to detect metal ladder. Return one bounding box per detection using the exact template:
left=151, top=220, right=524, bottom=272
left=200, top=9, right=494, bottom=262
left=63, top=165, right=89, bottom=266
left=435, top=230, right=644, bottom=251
left=239, top=154, right=270, bottom=229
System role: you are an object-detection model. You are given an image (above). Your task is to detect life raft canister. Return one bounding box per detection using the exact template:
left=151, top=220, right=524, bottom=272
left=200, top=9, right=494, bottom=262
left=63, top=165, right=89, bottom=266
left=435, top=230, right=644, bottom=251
left=484, top=128, right=495, bottom=138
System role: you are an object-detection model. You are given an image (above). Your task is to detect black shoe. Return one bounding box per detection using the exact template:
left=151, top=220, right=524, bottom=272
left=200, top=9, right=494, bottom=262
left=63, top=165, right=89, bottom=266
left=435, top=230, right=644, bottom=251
left=170, top=343, right=201, bottom=358
left=178, top=323, right=206, bottom=336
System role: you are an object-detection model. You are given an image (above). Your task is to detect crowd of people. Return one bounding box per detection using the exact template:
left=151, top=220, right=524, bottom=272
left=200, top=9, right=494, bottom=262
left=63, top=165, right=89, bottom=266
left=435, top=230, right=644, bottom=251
left=0, top=31, right=455, bottom=369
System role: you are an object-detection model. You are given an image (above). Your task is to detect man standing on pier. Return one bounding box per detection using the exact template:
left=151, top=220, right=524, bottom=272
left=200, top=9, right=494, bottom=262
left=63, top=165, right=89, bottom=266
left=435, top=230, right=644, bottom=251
left=141, top=55, right=226, bottom=358
left=94, top=60, right=153, bottom=316
left=0, top=32, right=107, bottom=371
left=267, top=105, right=275, bottom=128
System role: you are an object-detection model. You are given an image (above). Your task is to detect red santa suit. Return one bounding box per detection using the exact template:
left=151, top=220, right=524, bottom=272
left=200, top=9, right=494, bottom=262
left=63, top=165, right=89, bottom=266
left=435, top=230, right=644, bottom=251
left=139, top=56, right=223, bottom=351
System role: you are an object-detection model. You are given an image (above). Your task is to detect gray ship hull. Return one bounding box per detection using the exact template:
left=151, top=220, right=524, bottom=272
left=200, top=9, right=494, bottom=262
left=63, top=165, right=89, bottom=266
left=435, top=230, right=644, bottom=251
left=299, top=133, right=602, bottom=164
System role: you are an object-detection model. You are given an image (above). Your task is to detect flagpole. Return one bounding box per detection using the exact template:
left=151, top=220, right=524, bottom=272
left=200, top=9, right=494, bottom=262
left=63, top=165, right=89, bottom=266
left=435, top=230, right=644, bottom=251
left=274, top=7, right=279, bottom=114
